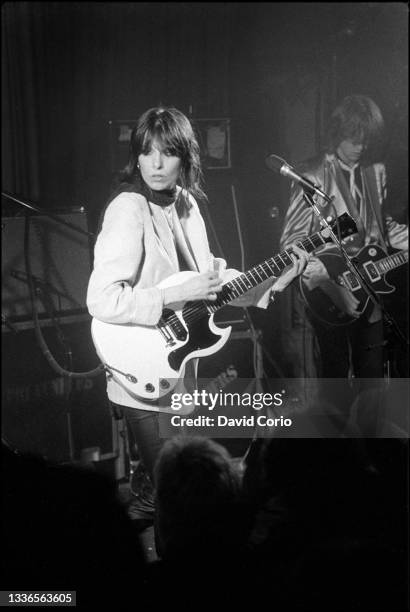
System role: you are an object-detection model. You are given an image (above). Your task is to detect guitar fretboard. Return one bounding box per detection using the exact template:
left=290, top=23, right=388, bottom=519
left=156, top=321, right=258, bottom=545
left=174, top=213, right=355, bottom=329
left=345, top=250, right=408, bottom=288
left=207, top=232, right=326, bottom=312
left=375, top=250, right=408, bottom=274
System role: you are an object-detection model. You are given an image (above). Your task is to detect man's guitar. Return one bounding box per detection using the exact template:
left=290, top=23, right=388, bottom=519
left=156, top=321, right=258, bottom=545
left=299, top=245, right=408, bottom=326
left=91, top=213, right=357, bottom=401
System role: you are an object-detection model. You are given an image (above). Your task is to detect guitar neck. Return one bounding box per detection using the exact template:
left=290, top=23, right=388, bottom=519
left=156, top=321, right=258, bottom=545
left=208, top=231, right=326, bottom=312
left=375, top=250, right=408, bottom=275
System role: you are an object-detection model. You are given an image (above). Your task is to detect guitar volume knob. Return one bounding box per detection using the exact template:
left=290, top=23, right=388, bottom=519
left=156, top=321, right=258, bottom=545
left=160, top=379, right=170, bottom=390
left=145, top=383, right=155, bottom=393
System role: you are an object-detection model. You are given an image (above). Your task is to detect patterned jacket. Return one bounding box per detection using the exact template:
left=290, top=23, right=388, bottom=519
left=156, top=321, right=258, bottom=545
left=280, top=152, right=407, bottom=254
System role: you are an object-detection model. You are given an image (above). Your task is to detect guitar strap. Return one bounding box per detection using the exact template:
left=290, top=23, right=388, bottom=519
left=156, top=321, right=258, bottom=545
left=332, top=160, right=388, bottom=251
left=332, top=160, right=366, bottom=244
left=362, top=166, right=388, bottom=251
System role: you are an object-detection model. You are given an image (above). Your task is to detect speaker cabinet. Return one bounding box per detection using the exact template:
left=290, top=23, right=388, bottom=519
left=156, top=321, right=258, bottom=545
left=197, top=330, right=260, bottom=381
left=2, top=209, right=92, bottom=322
left=2, top=320, right=111, bottom=464
left=197, top=329, right=262, bottom=457
left=198, top=175, right=244, bottom=272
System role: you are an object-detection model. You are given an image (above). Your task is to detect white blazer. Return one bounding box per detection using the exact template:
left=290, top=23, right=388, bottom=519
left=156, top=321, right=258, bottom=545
left=87, top=190, right=273, bottom=409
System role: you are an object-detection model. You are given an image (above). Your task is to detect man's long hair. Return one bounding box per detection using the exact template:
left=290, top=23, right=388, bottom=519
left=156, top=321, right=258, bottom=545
left=325, top=95, right=385, bottom=163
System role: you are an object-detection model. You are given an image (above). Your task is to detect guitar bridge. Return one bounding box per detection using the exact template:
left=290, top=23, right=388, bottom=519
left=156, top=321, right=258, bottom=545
left=157, top=308, right=188, bottom=346
left=157, top=324, right=176, bottom=346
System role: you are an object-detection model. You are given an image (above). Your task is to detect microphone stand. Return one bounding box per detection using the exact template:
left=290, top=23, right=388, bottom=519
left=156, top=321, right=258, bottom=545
left=2, top=191, right=101, bottom=463
left=302, top=186, right=408, bottom=358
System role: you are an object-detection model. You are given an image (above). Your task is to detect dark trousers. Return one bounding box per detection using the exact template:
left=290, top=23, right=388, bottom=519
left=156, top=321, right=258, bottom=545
left=283, top=285, right=385, bottom=380
left=281, top=285, right=386, bottom=425
left=111, top=403, right=182, bottom=483
left=317, top=317, right=384, bottom=379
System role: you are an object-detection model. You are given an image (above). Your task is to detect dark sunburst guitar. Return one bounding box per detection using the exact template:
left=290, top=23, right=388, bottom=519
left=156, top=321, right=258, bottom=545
left=299, top=245, right=408, bottom=326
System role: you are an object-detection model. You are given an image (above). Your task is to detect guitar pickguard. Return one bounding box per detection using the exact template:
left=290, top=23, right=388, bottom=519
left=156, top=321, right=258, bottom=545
left=90, top=214, right=360, bottom=400
left=168, top=309, right=221, bottom=371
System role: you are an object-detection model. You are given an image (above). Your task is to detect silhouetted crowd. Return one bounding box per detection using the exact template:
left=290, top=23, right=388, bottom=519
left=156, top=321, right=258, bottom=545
left=2, top=434, right=408, bottom=609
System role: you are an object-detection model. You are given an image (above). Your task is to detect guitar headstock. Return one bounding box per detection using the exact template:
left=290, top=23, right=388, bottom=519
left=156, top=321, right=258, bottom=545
left=320, top=213, right=357, bottom=243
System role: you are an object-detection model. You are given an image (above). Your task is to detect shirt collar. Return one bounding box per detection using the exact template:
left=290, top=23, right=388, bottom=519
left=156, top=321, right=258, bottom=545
left=337, top=157, right=360, bottom=174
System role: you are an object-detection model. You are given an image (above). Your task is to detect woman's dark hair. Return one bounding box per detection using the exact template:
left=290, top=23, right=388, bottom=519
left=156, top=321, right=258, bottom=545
left=117, top=106, right=206, bottom=204
left=325, top=95, right=385, bottom=162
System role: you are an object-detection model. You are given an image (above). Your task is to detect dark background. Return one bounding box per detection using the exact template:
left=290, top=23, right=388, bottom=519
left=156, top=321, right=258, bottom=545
left=2, top=2, right=408, bottom=458
left=3, top=2, right=408, bottom=238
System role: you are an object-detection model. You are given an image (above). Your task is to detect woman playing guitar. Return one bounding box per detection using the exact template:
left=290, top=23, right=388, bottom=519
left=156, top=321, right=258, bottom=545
left=87, top=106, right=309, bottom=518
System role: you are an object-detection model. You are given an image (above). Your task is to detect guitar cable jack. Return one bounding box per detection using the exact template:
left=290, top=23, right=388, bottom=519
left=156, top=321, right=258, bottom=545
left=104, top=364, right=138, bottom=384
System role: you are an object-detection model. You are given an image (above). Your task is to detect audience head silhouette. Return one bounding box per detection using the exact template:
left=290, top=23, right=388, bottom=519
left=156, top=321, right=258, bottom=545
left=154, top=435, right=243, bottom=562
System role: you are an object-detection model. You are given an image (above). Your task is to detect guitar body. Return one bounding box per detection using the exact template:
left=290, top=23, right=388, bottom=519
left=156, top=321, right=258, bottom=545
left=300, top=244, right=398, bottom=327
left=90, top=213, right=358, bottom=399
left=91, top=271, right=231, bottom=402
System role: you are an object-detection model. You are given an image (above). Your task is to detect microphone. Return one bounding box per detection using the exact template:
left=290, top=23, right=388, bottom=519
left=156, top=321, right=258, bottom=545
left=266, top=154, right=331, bottom=203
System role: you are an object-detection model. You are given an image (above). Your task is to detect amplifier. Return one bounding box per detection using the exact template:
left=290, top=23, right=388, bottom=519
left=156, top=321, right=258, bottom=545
left=2, top=209, right=92, bottom=324
left=1, top=319, right=111, bottom=464
left=197, top=328, right=263, bottom=457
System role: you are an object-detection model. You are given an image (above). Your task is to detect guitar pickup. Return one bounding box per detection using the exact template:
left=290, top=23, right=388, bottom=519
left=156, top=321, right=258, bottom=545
left=341, top=271, right=361, bottom=291
left=363, top=261, right=381, bottom=282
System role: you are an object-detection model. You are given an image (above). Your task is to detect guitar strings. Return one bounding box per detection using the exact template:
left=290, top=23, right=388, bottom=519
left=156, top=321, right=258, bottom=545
left=162, top=232, right=327, bottom=331
left=157, top=216, right=356, bottom=335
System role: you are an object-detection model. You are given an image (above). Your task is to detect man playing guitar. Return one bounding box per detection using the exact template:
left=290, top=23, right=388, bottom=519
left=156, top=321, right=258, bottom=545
left=280, top=95, right=408, bottom=390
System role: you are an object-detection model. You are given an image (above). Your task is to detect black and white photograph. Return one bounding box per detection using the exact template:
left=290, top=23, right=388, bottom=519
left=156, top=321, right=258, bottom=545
left=2, top=2, right=408, bottom=608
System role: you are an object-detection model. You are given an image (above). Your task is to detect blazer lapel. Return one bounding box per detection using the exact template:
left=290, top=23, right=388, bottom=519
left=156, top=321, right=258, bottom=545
left=171, top=207, right=198, bottom=271
left=148, top=203, right=179, bottom=270
left=176, top=203, right=213, bottom=273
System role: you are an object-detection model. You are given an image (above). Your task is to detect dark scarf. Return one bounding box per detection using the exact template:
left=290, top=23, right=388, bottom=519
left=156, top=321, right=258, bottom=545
left=96, top=176, right=178, bottom=236
left=113, top=175, right=177, bottom=207
left=140, top=182, right=177, bottom=208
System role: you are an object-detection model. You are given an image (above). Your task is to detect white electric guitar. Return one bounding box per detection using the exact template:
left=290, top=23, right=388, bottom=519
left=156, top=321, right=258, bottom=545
left=91, top=213, right=357, bottom=402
